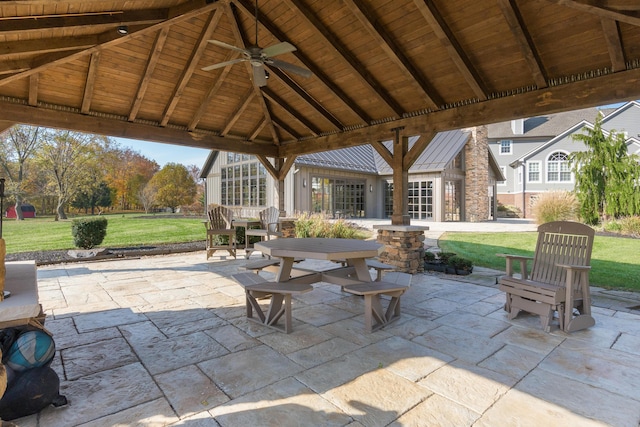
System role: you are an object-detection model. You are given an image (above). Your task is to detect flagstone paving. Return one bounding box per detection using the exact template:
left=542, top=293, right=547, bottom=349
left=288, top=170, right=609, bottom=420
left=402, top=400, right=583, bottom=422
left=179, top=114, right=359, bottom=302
left=8, top=250, right=640, bottom=427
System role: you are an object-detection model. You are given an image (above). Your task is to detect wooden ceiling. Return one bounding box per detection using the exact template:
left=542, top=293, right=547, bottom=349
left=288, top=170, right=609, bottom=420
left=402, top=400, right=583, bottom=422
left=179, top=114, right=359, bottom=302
left=2, top=0, right=640, bottom=159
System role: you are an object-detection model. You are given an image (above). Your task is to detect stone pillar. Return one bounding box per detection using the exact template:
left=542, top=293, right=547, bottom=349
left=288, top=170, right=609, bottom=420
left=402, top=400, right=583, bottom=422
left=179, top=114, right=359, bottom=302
left=373, top=225, right=428, bottom=274
left=463, top=125, right=490, bottom=222
left=279, top=218, right=296, bottom=238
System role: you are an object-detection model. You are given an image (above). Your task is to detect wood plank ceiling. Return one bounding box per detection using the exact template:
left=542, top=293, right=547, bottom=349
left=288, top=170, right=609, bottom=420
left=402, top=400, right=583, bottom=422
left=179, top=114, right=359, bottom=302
left=2, top=0, right=640, bottom=160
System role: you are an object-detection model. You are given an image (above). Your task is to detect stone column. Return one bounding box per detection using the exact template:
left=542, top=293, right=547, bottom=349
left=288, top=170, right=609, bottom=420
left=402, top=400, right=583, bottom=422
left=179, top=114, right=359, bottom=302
left=463, top=125, right=489, bottom=222
left=373, top=225, right=428, bottom=274
left=279, top=218, right=296, bottom=238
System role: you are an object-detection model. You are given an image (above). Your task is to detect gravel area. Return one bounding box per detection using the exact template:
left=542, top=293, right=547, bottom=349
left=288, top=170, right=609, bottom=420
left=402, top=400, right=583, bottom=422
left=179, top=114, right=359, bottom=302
left=5, top=241, right=206, bottom=266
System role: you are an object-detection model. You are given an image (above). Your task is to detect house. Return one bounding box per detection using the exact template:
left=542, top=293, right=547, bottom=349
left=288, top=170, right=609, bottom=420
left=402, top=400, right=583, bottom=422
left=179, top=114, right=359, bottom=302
left=488, top=101, right=640, bottom=217
left=201, top=128, right=504, bottom=222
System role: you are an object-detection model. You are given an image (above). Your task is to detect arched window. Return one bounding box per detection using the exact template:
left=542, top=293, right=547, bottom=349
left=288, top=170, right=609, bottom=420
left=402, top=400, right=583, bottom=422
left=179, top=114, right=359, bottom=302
left=547, top=152, right=571, bottom=182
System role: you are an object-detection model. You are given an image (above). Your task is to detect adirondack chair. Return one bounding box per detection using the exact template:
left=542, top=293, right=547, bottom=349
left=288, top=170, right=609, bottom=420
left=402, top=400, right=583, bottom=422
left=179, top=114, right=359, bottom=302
left=205, top=205, right=236, bottom=259
left=498, top=221, right=595, bottom=333
left=245, top=206, right=283, bottom=258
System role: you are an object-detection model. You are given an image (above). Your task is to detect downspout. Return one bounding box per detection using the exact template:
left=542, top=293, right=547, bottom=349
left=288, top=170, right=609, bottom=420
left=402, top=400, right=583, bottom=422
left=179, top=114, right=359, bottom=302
left=521, top=162, right=526, bottom=218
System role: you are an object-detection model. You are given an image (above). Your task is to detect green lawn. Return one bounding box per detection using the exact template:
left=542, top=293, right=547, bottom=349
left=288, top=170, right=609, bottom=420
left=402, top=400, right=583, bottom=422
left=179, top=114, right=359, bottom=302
left=1, top=214, right=205, bottom=254
left=439, top=232, right=640, bottom=291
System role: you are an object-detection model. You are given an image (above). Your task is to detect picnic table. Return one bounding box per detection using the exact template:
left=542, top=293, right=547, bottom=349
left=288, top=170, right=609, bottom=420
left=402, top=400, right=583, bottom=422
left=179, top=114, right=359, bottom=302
left=254, top=238, right=383, bottom=283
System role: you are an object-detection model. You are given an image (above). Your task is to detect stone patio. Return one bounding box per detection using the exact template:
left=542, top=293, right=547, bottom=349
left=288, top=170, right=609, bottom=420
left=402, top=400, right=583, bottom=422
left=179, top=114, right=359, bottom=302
left=8, top=250, right=640, bottom=427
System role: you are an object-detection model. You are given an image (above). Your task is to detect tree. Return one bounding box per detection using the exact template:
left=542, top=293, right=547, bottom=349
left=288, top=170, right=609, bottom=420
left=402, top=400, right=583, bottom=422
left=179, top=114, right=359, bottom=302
left=148, top=163, right=197, bottom=212
left=103, top=145, right=159, bottom=210
left=38, top=130, right=106, bottom=220
left=571, top=114, right=640, bottom=225
left=71, top=181, right=113, bottom=214
left=138, top=181, right=158, bottom=214
left=0, top=125, right=45, bottom=220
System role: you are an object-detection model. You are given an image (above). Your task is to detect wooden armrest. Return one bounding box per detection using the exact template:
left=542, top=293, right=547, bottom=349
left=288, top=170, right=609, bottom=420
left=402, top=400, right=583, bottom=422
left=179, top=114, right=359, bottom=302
left=555, top=264, right=591, bottom=271
left=497, top=253, right=533, bottom=279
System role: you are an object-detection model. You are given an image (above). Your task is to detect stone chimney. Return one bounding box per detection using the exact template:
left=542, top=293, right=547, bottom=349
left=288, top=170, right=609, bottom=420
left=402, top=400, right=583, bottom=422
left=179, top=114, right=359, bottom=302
left=463, top=126, right=489, bottom=222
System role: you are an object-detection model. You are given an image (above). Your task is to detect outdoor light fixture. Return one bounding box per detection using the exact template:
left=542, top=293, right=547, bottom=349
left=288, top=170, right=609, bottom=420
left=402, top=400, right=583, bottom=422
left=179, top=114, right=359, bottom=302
left=369, top=184, right=373, bottom=192
left=116, top=25, right=129, bottom=35
left=264, top=70, right=270, bottom=80
left=302, top=178, right=307, bottom=188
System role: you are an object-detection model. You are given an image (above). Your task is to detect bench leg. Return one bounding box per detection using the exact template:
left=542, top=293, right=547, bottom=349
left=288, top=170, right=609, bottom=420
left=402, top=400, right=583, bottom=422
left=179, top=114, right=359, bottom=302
left=362, top=291, right=405, bottom=333
left=246, top=291, right=295, bottom=334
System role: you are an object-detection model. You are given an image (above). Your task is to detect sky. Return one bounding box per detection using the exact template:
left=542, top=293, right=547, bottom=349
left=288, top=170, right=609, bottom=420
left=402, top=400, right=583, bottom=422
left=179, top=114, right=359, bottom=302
left=113, top=137, right=211, bottom=168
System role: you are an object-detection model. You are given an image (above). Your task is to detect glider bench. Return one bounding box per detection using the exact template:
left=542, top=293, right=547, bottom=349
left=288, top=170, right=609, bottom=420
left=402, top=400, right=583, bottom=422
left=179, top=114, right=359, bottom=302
left=343, top=272, right=412, bottom=333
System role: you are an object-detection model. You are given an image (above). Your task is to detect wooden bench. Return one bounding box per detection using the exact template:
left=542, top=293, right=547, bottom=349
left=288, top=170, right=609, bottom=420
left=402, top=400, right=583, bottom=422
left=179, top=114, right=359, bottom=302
left=240, top=258, right=305, bottom=275
left=498, top=221, right=595, bottom=333
left=232, top=273, right=313, bottom=333
left=343, top=272, right=412, bottom=333
left=331, top=258, right=395, bottom=281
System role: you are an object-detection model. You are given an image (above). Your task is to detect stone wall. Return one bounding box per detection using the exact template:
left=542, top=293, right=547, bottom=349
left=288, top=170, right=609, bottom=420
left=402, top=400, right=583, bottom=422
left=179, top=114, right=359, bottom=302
left=375, top=226, right=427, bottom=274
left=463, top=125, right=490, bottom=222
left=280, top=219, right=296, bottom=238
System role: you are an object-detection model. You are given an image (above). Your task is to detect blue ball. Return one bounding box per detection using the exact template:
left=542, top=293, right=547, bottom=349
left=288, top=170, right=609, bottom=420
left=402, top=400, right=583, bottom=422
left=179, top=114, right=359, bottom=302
left=5, top=331, right=55, bottom=372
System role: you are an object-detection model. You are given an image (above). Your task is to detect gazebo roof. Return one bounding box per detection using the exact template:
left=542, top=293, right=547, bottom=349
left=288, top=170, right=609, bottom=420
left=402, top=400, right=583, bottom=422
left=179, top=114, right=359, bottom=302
left=2, top=0, right=640, bottom=159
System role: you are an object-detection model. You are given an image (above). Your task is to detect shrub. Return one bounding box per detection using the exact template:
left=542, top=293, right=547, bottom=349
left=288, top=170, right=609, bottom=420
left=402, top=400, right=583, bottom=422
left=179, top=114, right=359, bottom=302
left=71, top=217, right=108, bottom=249
left=620, top=216, right=640, bottom=237
left=424, top=251, right=436, bottom=262
left=437, top=252, right=456, bottom=264
left=448, top=255, right=473, bottom=272
left=294, top=212, right=366, bottom=239
left=531, top=191, right=578, bottom=225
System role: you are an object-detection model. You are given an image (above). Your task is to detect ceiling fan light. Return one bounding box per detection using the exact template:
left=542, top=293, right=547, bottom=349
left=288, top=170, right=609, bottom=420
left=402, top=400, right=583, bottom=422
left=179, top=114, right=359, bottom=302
left=264, top=70, right=270, bottom=79
left=116, top=25, right=129, bottom=35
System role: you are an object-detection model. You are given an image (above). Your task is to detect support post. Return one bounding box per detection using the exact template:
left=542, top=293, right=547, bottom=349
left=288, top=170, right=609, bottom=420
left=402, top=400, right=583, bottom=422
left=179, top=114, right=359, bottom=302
left=391, top=127, right=410, bottom=226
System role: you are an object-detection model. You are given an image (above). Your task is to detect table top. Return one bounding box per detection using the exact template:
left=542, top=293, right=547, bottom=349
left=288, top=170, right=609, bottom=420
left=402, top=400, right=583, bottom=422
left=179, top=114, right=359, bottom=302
left=0, top=261, right=40, bottom=323
left=255, top=238, right=382, bottom=261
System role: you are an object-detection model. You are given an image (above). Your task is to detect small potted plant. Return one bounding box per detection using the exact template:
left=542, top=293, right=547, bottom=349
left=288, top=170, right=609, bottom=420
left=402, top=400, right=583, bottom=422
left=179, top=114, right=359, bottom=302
left=424, top=251, right=443, bottom=272
left=448, top=255, right=474, bottom=275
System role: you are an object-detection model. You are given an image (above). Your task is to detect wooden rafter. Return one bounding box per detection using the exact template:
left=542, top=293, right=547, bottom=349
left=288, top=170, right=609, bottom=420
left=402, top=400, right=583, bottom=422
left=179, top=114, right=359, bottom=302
left=601, top=18, right=627, bottom=71
left=371, top=141, right=393, bottom=166
left=283, top=0, right=404, bottom=118
left=0, top=121, right=14, bottom=134
left=265, top=66, right=343, bottom=131
left=256, top=155, right=278, bottom=179
left=413, top=0, right=489, bottom=100
left=129, top=28, right=169, bottom=122
left=497, top=0, right=548, bottom=88
left=232, top=0, right=371, bottom=124
left=222, top=90, right=256, bottom=136
left=404, top=132, right=437, bottom=169
left=160, top=8, right=223, bottom=126
left=549, top=0, right=640, bottom=26
left=81, top=52, right=101, bottom=114
left=262, top=88, right=321, bottom=136
left=0, top=36, right=96, bottom=59
left=343, top=0, right=444, bottom=110
left=272, top=118, right=301, bottom=140
left=0, top=1, right=223, bottom=87
left=0, top=9, right=166, bottom=36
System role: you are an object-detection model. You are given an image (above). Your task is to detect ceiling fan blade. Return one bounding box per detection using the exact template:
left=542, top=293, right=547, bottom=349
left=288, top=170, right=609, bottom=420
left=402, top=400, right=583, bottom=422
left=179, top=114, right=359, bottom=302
left=269, top=59, right=313, bottom=78
left=262, top=42, right=296, bottom=58
left=252, top=64, right=267, bottom=87
left=207, top=40, right=248, bottom=55
left=201, top=58, right=245, bottom=71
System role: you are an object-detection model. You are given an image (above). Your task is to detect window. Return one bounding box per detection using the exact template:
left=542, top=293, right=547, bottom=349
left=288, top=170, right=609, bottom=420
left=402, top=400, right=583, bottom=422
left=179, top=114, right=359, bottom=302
left=547, top=152, right=571, bottom=182
left=311, top=177, right=365, bottom=218
left=499, top=140, right=512, bottom=155
left=527, top=162, right=541, bottom=183
left=384, top=180, right=433, bottom=219
left=221, top=155, right=267, bottom=206
left=498, top=166, right=507, bottom=186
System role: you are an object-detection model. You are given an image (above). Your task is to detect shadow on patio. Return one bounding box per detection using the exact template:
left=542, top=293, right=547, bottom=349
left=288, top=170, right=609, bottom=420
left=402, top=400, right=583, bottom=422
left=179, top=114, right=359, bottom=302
left=10, top=252, right=640, bottom=426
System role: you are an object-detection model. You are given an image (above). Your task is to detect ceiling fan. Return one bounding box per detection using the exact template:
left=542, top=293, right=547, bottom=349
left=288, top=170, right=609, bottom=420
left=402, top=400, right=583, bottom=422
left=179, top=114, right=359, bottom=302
left=201, top=0, right=312, bottom=87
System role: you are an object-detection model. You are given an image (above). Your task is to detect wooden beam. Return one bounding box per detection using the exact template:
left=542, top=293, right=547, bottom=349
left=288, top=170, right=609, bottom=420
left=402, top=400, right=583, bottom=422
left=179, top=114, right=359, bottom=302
left=0, top=36, right=97, bottom=59
left=0, top=1, right=222, bottom=87
left=278, top=155, right=297, bottom=180
left=28, top=74, right=38, bottom=106
left=0, top=9, right=166, bottom=36
left=279, top=66, right=640, bottom=157
left=601, top=18, right=627, bottom=72
left=283, top=0, right=404, bottom=118
left=81, top=52, right=100, bottom=114
left=129, top=28, right=169, bottom=122
left=0, top=121, right=14, bottom=134
left=371, top=141, right=393, bottom=166
left=256, top=155, right=278, bottom=180
left=160, top=9, right=223, bottom=126
left=0, top=100, right=278, bottom=157
left=391, top=133, right=410, bottom=225
left=266, top=66, right=343, bottom=131
left=232, top=0, right=371, bottom=124
left=549, top=0, right=640, bottom=26
left=222, top=90, right=255, bottom=136
left=404, top=132, right=437, bottom=169
left=249, top=119, right=267, bottom=141
left=413, top=0, right=489, bottom=100
left=262, top=87, right=321, bottom=136
left=497, top=0, right=548, bottom=88
left=272, top=118, right=302, bottom=140
left=343, top=0, right=444, bottom=109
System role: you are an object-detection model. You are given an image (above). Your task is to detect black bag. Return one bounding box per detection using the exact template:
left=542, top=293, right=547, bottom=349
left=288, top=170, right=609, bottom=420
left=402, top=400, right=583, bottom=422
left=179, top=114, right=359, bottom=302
left=0, top=366, right=67, bottom=420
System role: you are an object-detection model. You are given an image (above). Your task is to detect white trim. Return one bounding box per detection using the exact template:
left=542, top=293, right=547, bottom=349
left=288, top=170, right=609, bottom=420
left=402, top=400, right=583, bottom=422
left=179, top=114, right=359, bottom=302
left=499, top=139, right=512, bottom=155
left=545, top=150, right=573, bottom=183
left=498, top=166, right=507, bottom=186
